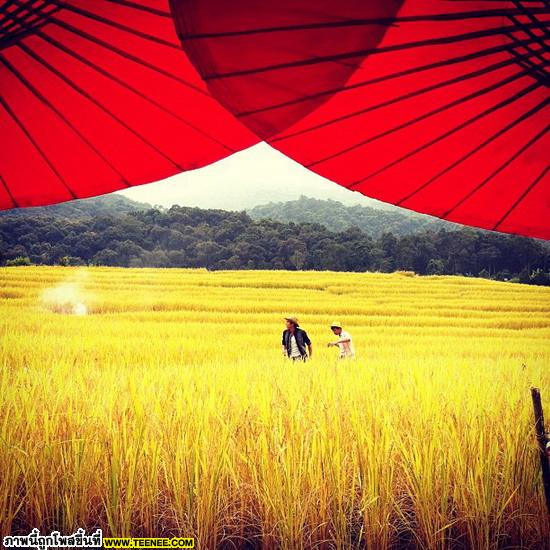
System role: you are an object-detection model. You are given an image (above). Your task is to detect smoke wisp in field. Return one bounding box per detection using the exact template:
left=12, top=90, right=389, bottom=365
left=41, top=270, right=91, bottom=315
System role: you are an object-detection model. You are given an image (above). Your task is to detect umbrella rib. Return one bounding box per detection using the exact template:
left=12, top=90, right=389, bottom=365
left=201, top=21, right=545, bottom=80
left=8, top=0, right=208, bottom=95
left=18, top=41, right=185, bottom=171
left=2, top=19, right=51, bottom=38
left=507, top=14, right=549, bottom=51
left=99, top=0, right=171, bottom=18
left=506, top=32, right=548, bottom=70
left=493, top=163, right=550, bottom=230
left=348, top=81, right=541, bottom=189
left=0, top=0, right=18, bottom=19
left=0, top=172, right=19, bottom=208
left=47, top=15, right=207, bottom=94
left=0, top=0, right=26, bottom=31
left=176, top=8, right=550, bottom=39
left=6, top=6, right=234, bottom=153
left=0, top=2, right=62, bottom=49
left=1, top=1, right=50, bottom=33
left=0, top=53, right=132, bottom=187
left=272, top=46, right=541, bottom=142
left=510, top=0, right=550, bottom=37
left=395, top=96, right=549, bottom=205
left=504, top=28, right=549, bottom=84
left=45, top=0, right=180, bottom=49
left=26, top=28, right=235, bottom=152
left=513, top=55, right=547, bottom=78
left=306, top=69, right=531, bottom=168
left=442, top=124, right=550, bottom=218
left=240, top=41, right=538, bottom=119
left=0, top=90, right=77, bottom=200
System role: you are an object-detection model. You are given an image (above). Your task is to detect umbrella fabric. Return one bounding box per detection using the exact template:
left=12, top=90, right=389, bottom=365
left=172, top=0, right=404, bottom=138
left=0, top=0, right=256, bottom=209
left=177, top=0, right=549, bottom=239
left=1, top=1, right=548, bottom=240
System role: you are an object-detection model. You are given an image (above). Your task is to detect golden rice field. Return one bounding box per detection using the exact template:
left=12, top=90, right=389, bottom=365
left=1, top=266, right=549, bottom=549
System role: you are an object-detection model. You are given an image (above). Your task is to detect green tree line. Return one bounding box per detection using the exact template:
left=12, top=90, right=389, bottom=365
left=1, top=198, right=549, bottom=284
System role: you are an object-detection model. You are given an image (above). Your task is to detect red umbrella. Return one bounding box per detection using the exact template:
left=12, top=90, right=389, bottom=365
left=2, top=1, right=548, bottom=239
left=172, top=0, right=404, bottom=138
left=0, top=0, right=256, bottom=209
left=177, top=0, right=549, bottom=239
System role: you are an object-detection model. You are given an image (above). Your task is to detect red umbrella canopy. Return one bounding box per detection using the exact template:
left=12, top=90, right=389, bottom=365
left=0, top=0, right=256, bottom=209
left=176, top=0, right=550, bottom=239
left=172, top=0, right=404, bottom=138
left=1, top=0, right=548, bottom=240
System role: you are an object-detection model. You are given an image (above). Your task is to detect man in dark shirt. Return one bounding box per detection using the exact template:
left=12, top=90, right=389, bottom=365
left=281, top=317, right=312, bottom=360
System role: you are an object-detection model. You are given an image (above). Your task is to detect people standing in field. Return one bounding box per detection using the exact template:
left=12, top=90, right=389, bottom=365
left=282, top=317, right=312, bottom=361
left=327, top=321, right=355, bottom=359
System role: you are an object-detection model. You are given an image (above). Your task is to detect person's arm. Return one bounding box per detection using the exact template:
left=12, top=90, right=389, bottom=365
left=303, top=331, right=312, bottom=358
left=281, top=332, right=287, bottom=357
left=328, top=340, right=348, bottom=347
left=328, top=333, right=351, bottom=347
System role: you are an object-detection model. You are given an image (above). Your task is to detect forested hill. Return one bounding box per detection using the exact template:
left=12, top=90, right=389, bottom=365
left=3, top=194, right=461, bottom=237
left=0, top=194, right=148, bottom=219
left=1, top=196, right=549, bottom=284
left=248, top=196, right=459, bottom=237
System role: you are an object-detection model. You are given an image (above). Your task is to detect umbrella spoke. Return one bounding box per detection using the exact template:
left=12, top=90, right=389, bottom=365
left=493, top=163, right=550, bottom=230
left=0, top=82, right=78, bottom=198
left=396, top=97, right=549, bottom=206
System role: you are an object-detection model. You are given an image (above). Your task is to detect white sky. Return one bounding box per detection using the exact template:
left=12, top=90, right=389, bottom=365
left=118, top=143, right=386, bottom=211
